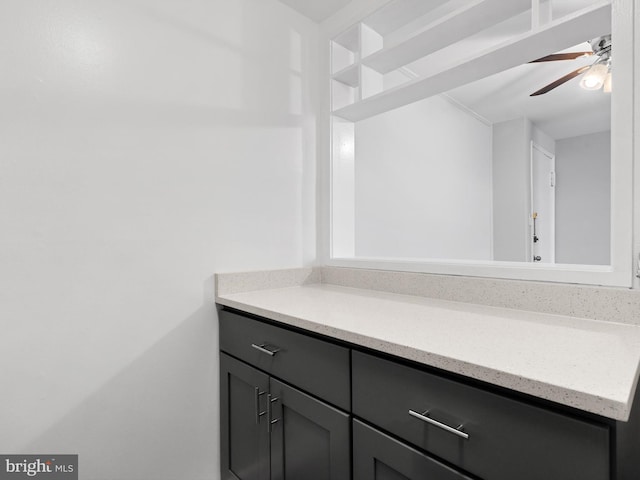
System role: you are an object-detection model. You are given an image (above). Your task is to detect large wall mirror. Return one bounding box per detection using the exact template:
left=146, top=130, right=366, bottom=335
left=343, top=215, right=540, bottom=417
left=327, top=0, right=633, bottom=286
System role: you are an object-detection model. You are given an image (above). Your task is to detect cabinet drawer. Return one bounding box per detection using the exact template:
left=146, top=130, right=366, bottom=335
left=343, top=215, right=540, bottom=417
left=354, top=420, right=472, bottom=480
left=353, top=351, right=609, bottom=480
left=219, top=309, right=350, bottom=410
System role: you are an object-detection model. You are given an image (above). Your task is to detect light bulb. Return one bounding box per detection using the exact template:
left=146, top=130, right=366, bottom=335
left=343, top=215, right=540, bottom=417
left=580, top=63, right=608, bottom=90
left=603, top=71, right=612, bottom=93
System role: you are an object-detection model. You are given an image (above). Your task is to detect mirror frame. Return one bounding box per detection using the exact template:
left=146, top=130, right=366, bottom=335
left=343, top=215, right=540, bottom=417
left=320, top=0, right=634, bottom=287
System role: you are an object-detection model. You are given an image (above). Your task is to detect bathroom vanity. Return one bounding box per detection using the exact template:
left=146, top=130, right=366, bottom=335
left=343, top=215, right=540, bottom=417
left=216, top=268, right=640, bottom=480
left=217, top=0, right=640, bottom=477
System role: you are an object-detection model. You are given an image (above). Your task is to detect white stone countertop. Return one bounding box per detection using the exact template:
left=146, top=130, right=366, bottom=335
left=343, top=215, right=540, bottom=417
left=216, top=283, right=640, bottom=421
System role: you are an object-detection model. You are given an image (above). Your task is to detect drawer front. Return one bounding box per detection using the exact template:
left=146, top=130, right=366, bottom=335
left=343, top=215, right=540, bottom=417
left=219, top=309, right=350, bottom=410
left=353, top=351, right=610, bottom=480
left=354, top=420, right=472, bottom=480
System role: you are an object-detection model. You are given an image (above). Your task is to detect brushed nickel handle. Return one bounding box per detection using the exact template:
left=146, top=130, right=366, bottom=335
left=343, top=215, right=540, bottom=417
left=254, top=387, right=266, bottom=425
left=408, top=409, right=469, bottom=440
left=267, top=394, right=280, bottom=433
left=251, top=343, right=281, bottom=356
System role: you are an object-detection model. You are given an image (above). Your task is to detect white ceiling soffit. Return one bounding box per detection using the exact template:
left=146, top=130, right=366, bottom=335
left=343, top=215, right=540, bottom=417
left=278, top=0, right=354, bottom=22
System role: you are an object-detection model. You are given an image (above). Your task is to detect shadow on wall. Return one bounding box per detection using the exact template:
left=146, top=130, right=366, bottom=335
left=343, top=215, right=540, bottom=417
left=22, top=302, right=220, bottom=480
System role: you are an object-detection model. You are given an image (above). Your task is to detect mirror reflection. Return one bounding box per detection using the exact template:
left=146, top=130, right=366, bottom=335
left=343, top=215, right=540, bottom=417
left=337, top=1, right=612, bottom=266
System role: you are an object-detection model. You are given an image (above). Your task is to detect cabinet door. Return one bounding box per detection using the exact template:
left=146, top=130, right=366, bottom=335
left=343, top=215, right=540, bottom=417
left=220, top=353, right=270, bottom=480
left=353, top=420, right=472, bottom=480
left=269, top=378, right=350, bottom=480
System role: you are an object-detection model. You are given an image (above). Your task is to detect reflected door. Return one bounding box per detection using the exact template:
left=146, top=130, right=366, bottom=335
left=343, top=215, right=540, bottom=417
left=531, top=142, right=556, bottom=263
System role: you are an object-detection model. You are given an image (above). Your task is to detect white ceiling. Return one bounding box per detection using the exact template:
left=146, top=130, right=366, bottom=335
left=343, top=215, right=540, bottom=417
left=405, top=9, right=611, bottom=140
left=444, top=47, right=611, bottom=140
left=278, top=0, right=353, bottom=22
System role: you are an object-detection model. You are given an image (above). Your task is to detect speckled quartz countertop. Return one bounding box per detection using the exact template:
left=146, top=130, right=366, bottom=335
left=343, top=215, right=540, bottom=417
left=215, top=271, right=640, bottom=422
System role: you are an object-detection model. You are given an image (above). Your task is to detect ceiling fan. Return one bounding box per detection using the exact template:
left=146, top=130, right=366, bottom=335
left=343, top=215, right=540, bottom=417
left=529, top=35, right=612, bottom=96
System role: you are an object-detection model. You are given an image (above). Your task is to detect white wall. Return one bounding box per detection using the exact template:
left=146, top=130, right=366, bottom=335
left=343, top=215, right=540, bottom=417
left=555, top=131, right=611, bottom=265
left=0, top=1, right=318, bottom=479
left=331, top=119, right=356, bottom=257
left=531, top=122, right=556, bottom=156
left=492, top=118, right=530, bottom=262
left=633, top=5, right=640, bottom=289
left=353, top=95, right=493, bottom=260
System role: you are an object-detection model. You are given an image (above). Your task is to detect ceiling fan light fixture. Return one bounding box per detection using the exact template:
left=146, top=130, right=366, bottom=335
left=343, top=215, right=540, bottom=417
left=579, top=62, right=608, bottom=90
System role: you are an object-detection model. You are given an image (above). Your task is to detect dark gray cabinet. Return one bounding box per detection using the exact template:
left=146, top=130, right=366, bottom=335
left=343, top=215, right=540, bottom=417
left=219, top=306, right=639, bottom=480
left=270, top=379, right=350, bottom=480
left=219, top=311, right=351, bottom=480
left=219, top=309, right=351, bottom=410
left=220, top=353, right=270, bottom=480
left=353, top=420, right=472, bottom=480
left=352, top=350, right=610, bottom=480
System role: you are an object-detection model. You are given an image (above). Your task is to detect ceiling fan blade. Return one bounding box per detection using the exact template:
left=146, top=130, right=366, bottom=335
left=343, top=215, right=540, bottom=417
left=529, top=51, right=593, bottom=63
left=530, top=65, right=591, bottom=96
